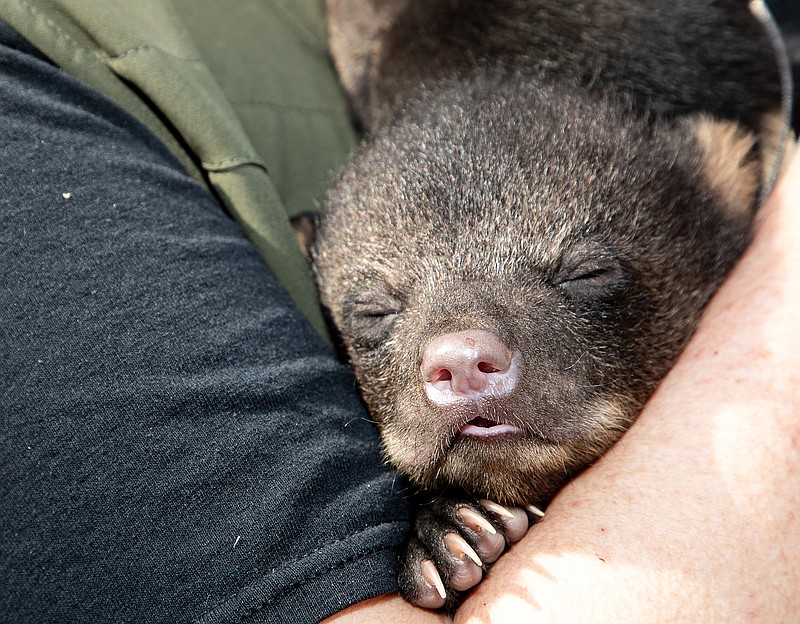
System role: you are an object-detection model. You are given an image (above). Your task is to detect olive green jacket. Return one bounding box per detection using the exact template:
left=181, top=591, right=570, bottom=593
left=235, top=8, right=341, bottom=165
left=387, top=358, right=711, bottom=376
left=1, top=0, right=357, bottom=337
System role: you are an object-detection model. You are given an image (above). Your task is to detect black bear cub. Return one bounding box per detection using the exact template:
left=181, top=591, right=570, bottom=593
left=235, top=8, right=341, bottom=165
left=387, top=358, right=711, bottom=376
left=312, top=0, right=787, bottom=609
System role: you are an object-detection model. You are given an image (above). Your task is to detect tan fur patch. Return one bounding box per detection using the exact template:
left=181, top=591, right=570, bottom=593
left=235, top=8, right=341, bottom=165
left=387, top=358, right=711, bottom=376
left=694, top=115, right=759, bottom=216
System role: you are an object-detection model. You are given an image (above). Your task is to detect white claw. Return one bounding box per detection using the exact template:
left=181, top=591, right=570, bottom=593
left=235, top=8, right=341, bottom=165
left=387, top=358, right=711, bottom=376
left=421, top=560, right=447, bottom=600
left=445, top=532, right=484, bottom=567
left=479, top=499, right=516, bottom=519
left=526, top=503, right=546, bottom=518
left=458, top=506, right=498, bottom=535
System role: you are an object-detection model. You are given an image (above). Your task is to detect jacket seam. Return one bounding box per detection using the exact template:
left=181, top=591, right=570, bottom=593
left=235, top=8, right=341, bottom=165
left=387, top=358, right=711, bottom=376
left=107, top=44, right=203, bottom=64
left=230, top=100, right=349, bottom=115
left=201, top=157, right=268, bottom=173
left=15, top=0, right=103, bottom=67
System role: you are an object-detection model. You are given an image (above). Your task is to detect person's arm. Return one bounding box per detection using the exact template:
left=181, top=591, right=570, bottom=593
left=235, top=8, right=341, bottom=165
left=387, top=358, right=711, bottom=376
left=325, top=594, right=451, bottom=623
left=455, top=149, right=800, bottom=623
left=0, top=25, right=413, bottom=624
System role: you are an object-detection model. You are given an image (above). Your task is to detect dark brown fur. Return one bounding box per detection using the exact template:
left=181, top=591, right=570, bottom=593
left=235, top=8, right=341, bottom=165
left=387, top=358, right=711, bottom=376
left=315, top=79, right=759, bottom=503
left=328, top=0, right=781, bottom=135
left=314, top=0, right=782, bottom=505
left=313, top=0, right=786, bottom=606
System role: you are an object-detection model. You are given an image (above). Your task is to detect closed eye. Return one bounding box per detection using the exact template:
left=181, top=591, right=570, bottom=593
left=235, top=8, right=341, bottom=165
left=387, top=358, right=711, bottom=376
left=355, top=305, right=399, bottom=318
left=554, top=257, right=626, bottom=299
left=347, top=294, right=403, bottom=343
left=558, top=262, right=622, bottom=285
left=567, top=267, right=609, bottom=281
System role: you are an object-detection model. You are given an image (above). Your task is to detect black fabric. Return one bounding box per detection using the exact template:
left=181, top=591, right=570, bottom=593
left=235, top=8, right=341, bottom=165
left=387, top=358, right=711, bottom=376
left=769, top=0, right=800, bottom=27
left=0, top=23, right=408, bottom=624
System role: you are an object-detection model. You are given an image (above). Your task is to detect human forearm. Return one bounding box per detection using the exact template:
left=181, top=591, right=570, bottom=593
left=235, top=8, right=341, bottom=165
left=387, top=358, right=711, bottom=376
left=456, top=150, right=800, bottom=623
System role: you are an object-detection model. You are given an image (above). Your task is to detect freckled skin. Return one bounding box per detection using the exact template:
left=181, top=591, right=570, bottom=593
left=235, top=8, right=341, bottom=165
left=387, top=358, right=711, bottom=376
left=316, top=0, right=782, bottom=608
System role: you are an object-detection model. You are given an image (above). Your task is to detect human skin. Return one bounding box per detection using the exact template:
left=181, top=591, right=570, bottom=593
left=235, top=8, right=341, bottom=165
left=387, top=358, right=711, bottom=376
left=454, top=148, right=800, bottom=623
left=326, top=149, right=800, bottom=624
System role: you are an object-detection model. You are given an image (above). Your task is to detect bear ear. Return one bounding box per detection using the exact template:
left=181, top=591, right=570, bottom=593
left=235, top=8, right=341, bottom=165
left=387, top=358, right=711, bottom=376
left=290, top=212, right=318, bottom=259
left=327, top=0, right=407, bottom=130
left=327, top=0, right=375, bottom=114
left=758, top=107, right=797, bottom=186
left=689, top=115, right=760, bottom=216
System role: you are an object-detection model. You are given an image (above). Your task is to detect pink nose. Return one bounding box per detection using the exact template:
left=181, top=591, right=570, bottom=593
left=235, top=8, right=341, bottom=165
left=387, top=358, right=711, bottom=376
left=421, top=329, right=519, bottom=403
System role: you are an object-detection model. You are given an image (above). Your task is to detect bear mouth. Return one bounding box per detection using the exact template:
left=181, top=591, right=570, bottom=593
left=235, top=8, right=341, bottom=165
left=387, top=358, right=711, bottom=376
left=458, top=416, right=521, bottom=438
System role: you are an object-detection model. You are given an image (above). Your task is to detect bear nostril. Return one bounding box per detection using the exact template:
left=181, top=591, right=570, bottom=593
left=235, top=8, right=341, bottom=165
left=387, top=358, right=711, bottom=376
left=430, top=369, right=453, bottom=383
